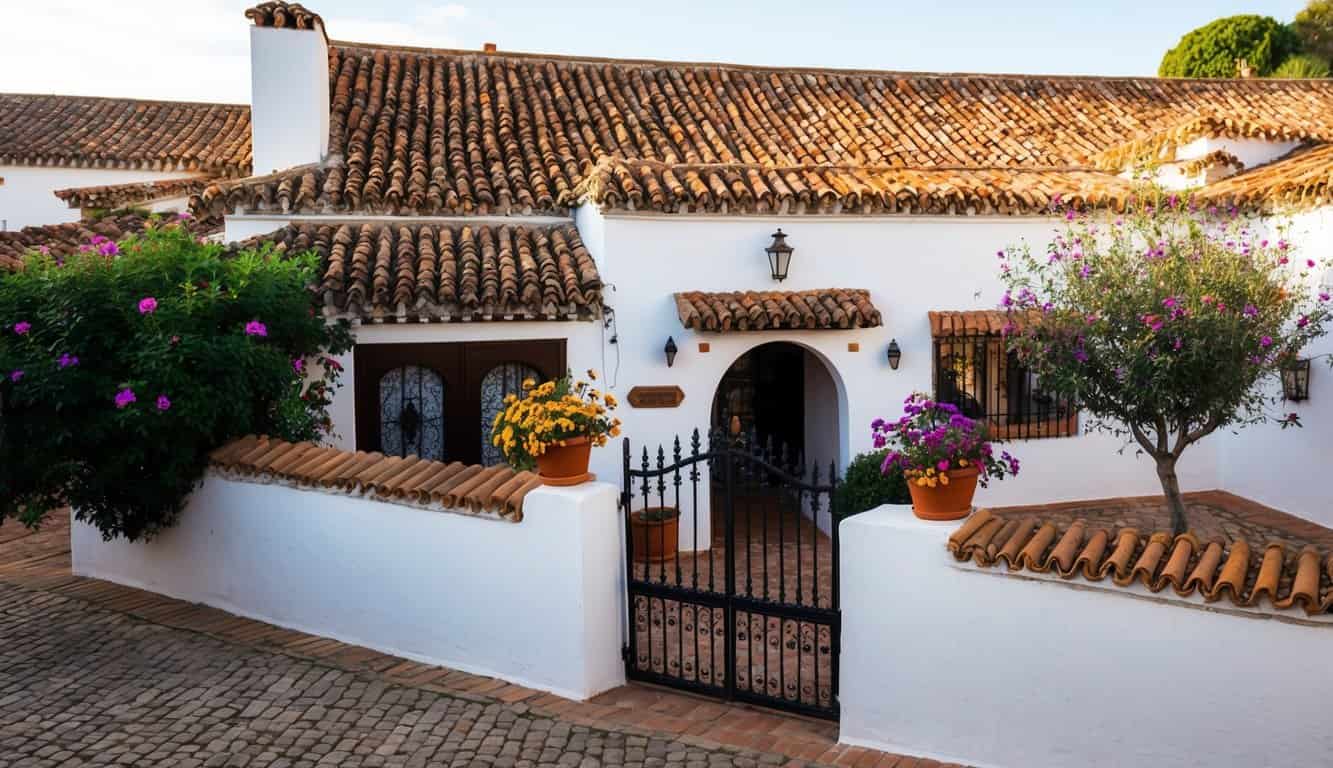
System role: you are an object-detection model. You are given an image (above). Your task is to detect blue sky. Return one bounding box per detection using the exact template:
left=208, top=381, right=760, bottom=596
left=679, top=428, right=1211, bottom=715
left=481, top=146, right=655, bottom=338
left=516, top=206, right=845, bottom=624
left=0, top=1, right=1311, bottom=103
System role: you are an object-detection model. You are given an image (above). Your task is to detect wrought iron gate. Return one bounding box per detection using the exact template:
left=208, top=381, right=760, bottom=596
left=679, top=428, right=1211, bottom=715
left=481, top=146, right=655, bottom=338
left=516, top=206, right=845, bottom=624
left=622, top=430, right=841, bottom=720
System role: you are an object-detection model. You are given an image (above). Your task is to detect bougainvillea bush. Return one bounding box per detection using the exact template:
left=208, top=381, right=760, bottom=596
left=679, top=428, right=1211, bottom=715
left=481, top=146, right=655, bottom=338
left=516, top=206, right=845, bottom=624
left=0, top=220, right=353, bottom=540
left=872, top=393, right=1020, bottom=490
left=998, top=189, right=1331, bottom=534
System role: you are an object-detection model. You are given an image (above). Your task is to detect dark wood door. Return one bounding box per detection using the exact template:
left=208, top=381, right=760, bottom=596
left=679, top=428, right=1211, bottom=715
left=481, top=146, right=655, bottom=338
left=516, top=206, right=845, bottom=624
left=355, top=339, right=566, bottom=465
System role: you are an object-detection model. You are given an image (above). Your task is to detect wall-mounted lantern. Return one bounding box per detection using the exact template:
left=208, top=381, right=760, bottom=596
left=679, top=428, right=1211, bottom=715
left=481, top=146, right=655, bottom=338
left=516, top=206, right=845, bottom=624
left=1282, top=357, right=1311, bottom=402
left=765, top=229, right=794, bottom=282
left=664, top=336, right=678, bottom=367
left=886, top=339, right=902, bottom=370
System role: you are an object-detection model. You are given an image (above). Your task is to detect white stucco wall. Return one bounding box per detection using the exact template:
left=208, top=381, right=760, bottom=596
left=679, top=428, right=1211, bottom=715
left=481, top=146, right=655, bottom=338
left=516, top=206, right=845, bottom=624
left=0, top=165, right=196, bottom=230
left=839, top=506, right=1333, bottom=768
left=249, top=26, right=329, bottom=175
left=71, top=475, right=626, bottom=701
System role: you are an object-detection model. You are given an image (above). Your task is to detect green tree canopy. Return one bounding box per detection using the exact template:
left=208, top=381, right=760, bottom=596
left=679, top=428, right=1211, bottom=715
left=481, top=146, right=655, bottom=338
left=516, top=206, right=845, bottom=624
left=1293, top=0, right=1333, bottom=65
left=1272, top=53, right=1332, bottom=78
left=1159, top=15, right=1299, bottom=77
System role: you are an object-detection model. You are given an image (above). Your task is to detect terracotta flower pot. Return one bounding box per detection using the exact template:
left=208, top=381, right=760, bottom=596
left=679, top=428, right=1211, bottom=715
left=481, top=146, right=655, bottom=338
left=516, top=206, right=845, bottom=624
left=631, top=507, right=680, bottom=563
left=535, top=436, right=593, bottom=486
left=908, top=465, right=981, bottom=521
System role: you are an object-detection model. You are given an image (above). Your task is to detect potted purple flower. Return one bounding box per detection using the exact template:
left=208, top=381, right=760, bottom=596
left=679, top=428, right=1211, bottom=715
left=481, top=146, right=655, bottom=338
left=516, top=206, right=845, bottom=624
left=872, top=393, right=1020, bottom=521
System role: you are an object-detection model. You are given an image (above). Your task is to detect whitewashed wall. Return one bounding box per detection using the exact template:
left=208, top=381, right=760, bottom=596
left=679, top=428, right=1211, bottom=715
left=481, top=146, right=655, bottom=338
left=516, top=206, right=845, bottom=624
left=249, top=25, right=329, bottom=175
left=72, top=475, right=625, bottom=700
left=0, top=165, right=196, bottom=230
left=839, top=505, right=1333, bottom=768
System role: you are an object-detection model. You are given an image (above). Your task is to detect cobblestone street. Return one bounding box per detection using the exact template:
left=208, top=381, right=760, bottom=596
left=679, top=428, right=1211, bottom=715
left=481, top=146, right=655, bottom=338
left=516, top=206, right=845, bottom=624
left=0, top=581, right=837, bottom=768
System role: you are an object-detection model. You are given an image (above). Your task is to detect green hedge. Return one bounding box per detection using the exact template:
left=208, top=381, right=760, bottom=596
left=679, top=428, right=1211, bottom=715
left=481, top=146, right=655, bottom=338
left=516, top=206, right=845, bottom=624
left=835, top=449, right=910, bottom=519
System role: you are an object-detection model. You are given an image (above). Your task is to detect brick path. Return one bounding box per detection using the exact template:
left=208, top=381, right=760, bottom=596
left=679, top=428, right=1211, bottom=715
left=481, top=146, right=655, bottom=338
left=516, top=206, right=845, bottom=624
left=0, top=515, right=946, bottom=768
left=990, top=490, right=1333, bottom=550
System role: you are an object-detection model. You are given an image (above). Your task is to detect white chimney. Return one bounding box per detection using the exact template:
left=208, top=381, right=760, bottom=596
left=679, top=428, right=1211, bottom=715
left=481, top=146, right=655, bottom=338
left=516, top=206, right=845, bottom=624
left=249, top=20, right=330, bottom=175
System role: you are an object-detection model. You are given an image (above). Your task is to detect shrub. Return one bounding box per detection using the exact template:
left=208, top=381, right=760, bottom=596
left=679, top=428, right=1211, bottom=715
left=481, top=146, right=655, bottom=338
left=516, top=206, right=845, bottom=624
left=0, top=220, right=353, bottom=541
left=1293, top=0, right=1333, bottom=65
left=1272, top=53, right=1332, bottom=78
left=998, top=188, right=1331, bottom=534
left=835, top=449, right=909, bottom=518
left=1159, top=15, right=1299, bottom=78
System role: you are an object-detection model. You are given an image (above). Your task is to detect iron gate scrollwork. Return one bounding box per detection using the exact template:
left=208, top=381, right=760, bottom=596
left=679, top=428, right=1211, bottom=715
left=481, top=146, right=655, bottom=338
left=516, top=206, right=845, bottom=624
left=622, top=429, right=841, bottom=720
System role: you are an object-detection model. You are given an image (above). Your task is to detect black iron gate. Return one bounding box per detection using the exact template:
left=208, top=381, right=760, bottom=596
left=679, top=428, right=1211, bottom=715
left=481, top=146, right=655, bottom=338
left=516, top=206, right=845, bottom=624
left=622, top=429, right=841, bottom=720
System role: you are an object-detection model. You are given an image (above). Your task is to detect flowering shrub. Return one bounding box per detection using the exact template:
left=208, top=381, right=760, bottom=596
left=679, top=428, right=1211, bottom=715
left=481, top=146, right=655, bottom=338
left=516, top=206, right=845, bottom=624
left=998, top=187, right=1331, bottom=533
left=835, top=449, right=910, bottom=518
left=0, top=221, right=353, bottom=541
left=491, top=370, right=621, bottom=471
left=872, top=393, right=1020, bottom=490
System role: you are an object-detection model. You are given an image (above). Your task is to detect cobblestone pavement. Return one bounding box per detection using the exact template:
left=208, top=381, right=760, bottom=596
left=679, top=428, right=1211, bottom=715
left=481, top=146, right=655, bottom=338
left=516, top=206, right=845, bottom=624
left=0, top=580, right=841, bottom=768
left=990, top=490, right=1333, bottom=550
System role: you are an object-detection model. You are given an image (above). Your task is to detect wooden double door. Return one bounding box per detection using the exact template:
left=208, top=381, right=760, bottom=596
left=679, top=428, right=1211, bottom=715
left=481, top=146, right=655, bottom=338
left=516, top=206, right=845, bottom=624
left=354, top=339, right=566, bottom=466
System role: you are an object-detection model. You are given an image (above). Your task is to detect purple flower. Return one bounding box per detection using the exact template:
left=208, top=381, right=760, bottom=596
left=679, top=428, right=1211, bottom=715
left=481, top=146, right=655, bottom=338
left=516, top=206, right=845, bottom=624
left=156, top=395, right=171, bottom=412
left=292, top=358, right=305, bottom=374
left=1162, top=296, right=1178, bottom=309
left=1073, top=347, right=1089, bottom=362
left=1297, top=315, right=1310, bottom=329
left=9, top=370, right=23, bottom=382
left=937, top=460, right=950, bottom=472
left=244, top=320, right=268, bottom=338
left=1260, top=336, right=1273, bottom=348
left=1243, top=304, right=1259, bottom=318
left=138, top=297, right=158, bottom=315
left=114, top=388, right=136, bottom=409
left=1308, top=259, right=1317, bottom=269
left=1320, top=292, right=1331, bottom=303
left=98, top=241, right=119, bottom=257
left=57, top=353, right=79, bottom=369
left=12, top=321, right=30, bottom=335
left=175, top=211, right=193, bottom=221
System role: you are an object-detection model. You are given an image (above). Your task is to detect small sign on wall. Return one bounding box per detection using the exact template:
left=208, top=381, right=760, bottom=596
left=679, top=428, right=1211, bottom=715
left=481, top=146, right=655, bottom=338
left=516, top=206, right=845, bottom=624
left=627, top=385, right=686, bottom=408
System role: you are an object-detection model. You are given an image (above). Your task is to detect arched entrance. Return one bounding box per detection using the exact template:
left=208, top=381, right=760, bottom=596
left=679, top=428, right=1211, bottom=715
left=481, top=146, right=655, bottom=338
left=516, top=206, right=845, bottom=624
left=710, top=341, right=843, bottom=476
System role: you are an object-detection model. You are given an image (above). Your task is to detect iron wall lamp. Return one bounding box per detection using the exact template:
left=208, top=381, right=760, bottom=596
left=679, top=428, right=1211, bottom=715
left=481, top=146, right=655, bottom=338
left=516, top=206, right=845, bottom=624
left=765, top=229, right=794, bottom=281
left=664, top=336, right=678, bottom=367
left=1282, top=357, right=1311, bottom=402
left=886, top=339, right=902, bottom=370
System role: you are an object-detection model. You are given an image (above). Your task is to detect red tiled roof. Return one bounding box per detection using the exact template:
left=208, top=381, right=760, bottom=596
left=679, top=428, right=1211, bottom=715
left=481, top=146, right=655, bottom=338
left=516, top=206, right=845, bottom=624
left=1091, top=113, right=1327, bottom=171
left=0, top=213, right=222, bottom=272
left=949, top=509, right=1333, bottom=617
left=246, top=221, right=602, bottom=321
left=190, top=28, right=1333, bottom=217
left=928, top=309, right=1030, bottom=337
left=675, top=289, right=881, bottom=332
left=1200, top=143, right=1333, bottom=211
left=245, top=2, right=324, bottom=32
left=54, top=177, right=216, bottom=211
left=210, top=435, right=539, bottom=521
left=0, top=94, right=251, bottom=176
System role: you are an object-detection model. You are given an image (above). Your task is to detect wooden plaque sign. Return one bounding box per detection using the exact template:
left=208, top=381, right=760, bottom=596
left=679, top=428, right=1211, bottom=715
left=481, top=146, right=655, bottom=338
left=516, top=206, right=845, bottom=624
left=627, top=385, right=686, bottom=409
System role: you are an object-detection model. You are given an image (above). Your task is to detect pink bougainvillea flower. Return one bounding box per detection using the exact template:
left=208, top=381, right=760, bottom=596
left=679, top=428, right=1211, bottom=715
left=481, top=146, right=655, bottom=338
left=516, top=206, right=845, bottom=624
left=156, top=395, right=171, bottom=412
left=1308, top=259, right=1317, bottom=268
left=170, top=335, right=181, bottom=345
left=1298, top=315, right=1310, bottom=328
left=1260, top=336, right=1274, bottom=348
left=98, top=241, right=119, bottom=257
left=57, top=353, right=79, bottom=369
left=936, top=460, right=950, bottom=472
left=9, top=370, right=23, bottom=382
left=1320, top=292, right=1331, bottom=303
left=37, top=245, right=50, bottom=255
left=114, top=388, right=136, bottom=409
left=1243, top=304, right=1259, bottom=318
left=12, top=321, right=31, bottom=335
left=138, top=297, right=158, bottom=314
left=244, top=320, right=268, bottom=337
left=175, top=211, right=192, bottom=220
left=292, top=358, right=304, bottom=374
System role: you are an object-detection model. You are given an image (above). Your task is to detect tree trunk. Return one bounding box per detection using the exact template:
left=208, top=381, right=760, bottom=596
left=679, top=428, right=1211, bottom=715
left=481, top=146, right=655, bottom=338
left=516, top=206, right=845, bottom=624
left=1155, top=457, right=1188, bottom=536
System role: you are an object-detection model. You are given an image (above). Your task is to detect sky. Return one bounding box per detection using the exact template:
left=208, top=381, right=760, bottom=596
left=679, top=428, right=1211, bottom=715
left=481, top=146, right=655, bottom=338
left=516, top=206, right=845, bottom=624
left=0, top=0, right=1311, bottom=104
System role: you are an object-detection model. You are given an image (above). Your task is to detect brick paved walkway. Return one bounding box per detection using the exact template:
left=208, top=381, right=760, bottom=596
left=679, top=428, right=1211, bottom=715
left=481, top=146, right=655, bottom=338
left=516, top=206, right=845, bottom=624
left=0, top=515, right=946, bottom=768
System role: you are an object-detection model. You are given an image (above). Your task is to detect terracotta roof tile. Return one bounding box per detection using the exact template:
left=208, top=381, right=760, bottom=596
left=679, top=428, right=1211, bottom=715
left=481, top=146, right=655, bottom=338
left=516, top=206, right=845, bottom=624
left=193, top=39, right=1333, bottom=217
left=209, top=435, right=540, bottom=521
left=1090, top=114, right=1328, bottom=171
left=245, top=2, right=324, bottom=32
left=0, top=213, right=222, bottom=272
left=1199, top=143, right=1333, bottom=211
left=54, top=176, right=216, bottom=211
left=675, top=289, right=881, bottom=332
left=0, top=94, right=251, bottom=176
left=948, top=509, right=1333, bottom=617
left=928, top=309, right=1039, bottom=337
left=246, top=221, right=602, bottom=321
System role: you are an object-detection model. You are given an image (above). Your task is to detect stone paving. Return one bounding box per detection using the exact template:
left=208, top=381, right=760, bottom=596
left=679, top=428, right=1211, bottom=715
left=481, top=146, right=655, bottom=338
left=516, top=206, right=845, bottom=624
left=0, top=580, right=829, bottom=768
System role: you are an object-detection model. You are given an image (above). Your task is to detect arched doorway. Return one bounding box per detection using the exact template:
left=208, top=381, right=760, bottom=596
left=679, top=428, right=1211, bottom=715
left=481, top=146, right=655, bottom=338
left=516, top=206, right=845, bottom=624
left=710, top=341, right=843, bottom=474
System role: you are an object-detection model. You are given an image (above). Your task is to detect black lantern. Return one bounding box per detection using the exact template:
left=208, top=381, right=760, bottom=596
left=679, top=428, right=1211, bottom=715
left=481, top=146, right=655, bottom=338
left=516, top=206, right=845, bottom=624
left=1282, top=357, right=1311, bottom=402
left=664, top=336, right=678, bottom=367
left=886, top=339, right=902, bottom=370
left=765, top=229, right=794, bottom=281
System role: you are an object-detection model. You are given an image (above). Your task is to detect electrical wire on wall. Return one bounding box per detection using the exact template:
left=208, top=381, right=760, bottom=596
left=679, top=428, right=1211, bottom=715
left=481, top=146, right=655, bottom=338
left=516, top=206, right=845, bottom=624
left=600, top=283, right=621, bottom=388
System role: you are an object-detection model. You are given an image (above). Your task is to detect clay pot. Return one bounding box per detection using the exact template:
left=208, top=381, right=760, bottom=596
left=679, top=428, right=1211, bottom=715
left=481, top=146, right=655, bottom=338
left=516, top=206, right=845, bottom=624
left=631, top=507, right=680, bottom=563
left=536, top=436, right=592, bottom=486
left=908, top=465, right=981, bottom=521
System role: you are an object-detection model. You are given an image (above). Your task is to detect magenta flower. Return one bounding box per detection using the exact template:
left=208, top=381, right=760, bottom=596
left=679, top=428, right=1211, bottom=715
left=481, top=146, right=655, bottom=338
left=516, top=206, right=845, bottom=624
left=12, top=321, right=31, bottom=335
left=9, top=370, right=23, bottom=382
left=292, top=358, right=305, bottom=374
left=1260, top=336, right=1274, bottom=348
left=1320, top=292, right=1331, bottom=303
left=57, top=353, right=79, bottom=369
left=1243, top=304, right=1259, bottom=318
left=98, top=241, right=119, bottom=257
left=1308, top=259, right=1317, bottom=269
left=114, top=388, right=136, bottom=409
left=936, top=459, right=950, bottom=472
left=156, top=395, right=171, bottom=412
left=175, top=211, right=192, bottom=221
left=37, top=245, right=51, bottom=255
left=1297, top=315, right=1310, bottom=329
left=138, top=297, right=158, bottom=315
left=244, top=320, right=268, bottom=338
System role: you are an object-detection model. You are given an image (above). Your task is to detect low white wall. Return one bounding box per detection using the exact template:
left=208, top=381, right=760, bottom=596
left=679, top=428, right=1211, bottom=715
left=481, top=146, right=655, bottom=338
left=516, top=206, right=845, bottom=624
left=0, top=165, right=196, bottom=230
left=839, top=505, right=1333, bottom=768
left=72, top=475, right=626, bottom=701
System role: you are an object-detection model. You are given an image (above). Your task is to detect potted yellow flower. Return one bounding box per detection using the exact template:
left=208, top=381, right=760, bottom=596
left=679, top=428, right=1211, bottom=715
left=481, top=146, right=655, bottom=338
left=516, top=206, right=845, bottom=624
left=491, top=370, right=622, bottom=485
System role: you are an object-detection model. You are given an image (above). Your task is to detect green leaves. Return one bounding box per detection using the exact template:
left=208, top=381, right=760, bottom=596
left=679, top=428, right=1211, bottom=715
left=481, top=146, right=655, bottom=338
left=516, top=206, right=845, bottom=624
left=1159, top=15, right=1299, bottom=78
left=0, top=221, right=353, bottom=541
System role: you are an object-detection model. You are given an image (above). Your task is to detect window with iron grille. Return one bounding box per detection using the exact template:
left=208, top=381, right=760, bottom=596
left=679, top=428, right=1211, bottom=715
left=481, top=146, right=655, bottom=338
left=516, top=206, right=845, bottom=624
left=932, top=333, right=1078, bottom=439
